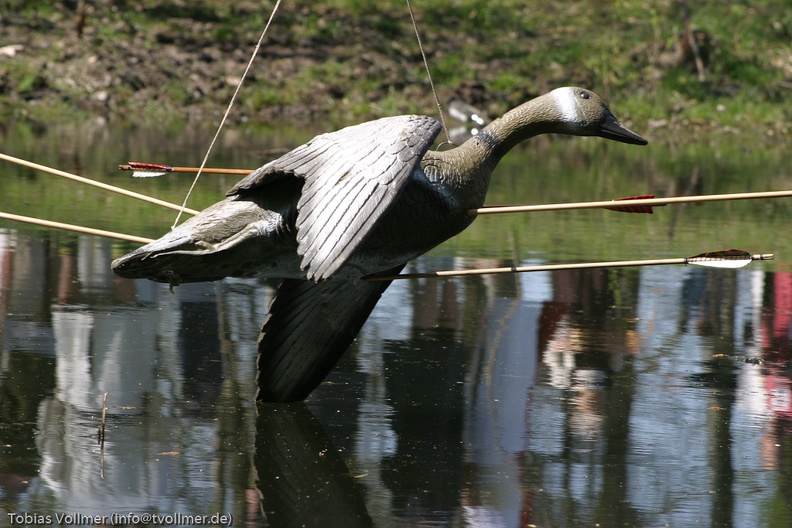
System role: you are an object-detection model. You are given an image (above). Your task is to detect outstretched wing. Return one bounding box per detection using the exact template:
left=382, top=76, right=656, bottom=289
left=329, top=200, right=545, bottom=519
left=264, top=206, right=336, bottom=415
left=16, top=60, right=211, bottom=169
left=228, top=115, right=442, bottom=280
left=256, top=265, right=404, bottom=402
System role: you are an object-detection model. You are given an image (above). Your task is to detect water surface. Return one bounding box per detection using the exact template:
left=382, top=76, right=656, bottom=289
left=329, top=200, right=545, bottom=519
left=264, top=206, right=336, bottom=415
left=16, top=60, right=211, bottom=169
left=0, top=121, right=790, bottom=527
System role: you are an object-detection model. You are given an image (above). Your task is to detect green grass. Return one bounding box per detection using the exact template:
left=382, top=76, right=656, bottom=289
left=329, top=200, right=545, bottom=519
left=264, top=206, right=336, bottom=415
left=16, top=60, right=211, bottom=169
left=1, top=0, right=791, bottom=144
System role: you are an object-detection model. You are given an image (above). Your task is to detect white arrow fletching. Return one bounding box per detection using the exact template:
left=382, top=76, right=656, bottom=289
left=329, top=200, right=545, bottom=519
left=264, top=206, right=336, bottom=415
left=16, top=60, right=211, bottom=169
left=686, top=251, right=774, bottom=269
left=132, top=170, right=169, bottom=178
left=686, top=257, right=753, bottom=269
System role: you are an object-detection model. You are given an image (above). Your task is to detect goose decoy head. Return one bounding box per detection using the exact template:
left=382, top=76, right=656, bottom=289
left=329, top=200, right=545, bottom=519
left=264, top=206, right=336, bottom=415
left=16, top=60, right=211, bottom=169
left=548, top=87, right=648, bottom=145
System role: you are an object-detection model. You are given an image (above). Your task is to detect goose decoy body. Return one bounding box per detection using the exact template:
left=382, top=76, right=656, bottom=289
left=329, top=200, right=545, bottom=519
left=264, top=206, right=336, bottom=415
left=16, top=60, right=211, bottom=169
left=112, top=87, right=647, bottom=402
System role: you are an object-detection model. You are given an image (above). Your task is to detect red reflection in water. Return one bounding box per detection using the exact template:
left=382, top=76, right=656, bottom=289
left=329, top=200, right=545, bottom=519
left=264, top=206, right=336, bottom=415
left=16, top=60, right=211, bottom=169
left=762, top=272, right=792, bottom=430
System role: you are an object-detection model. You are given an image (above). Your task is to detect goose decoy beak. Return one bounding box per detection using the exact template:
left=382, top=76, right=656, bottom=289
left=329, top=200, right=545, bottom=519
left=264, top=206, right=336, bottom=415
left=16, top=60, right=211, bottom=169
left=597, top=109, right=648, bottom=145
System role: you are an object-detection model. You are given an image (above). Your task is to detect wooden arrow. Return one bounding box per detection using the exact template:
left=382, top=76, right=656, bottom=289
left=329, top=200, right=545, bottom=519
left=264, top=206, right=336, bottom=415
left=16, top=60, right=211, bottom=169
left=366, top=249, right=774, bottom=281
left=117, top=162, right=792, bottom=217
left=468, top=190, right=792, bottom=215
left=0, top=152, right=200, bottom=215
left=119, top=162, right=252, bottom=178
left=0, top=211, right=154, bottom=244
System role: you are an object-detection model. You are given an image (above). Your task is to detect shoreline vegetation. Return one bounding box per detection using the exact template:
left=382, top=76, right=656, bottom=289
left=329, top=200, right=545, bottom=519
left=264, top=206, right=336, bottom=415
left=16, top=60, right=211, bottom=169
left=1, top=1, right=791, bottom=145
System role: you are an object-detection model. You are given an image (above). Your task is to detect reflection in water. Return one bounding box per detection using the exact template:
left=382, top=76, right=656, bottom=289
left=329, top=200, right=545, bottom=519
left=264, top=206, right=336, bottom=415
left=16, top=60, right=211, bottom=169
left=255, top=403, right=372, bottom=527
left=0, top=228, right=791, bottom=526
left=0, top=231, right=262, bottom=521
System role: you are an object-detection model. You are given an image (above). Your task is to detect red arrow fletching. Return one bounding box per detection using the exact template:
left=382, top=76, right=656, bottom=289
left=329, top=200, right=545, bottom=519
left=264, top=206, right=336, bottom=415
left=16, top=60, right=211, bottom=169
left=604, top=194, right=658, bottom=214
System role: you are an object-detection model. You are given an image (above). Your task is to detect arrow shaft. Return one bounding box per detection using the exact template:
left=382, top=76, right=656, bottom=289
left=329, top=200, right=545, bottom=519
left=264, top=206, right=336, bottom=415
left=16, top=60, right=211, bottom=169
left=367, top=253, right=773, bottom=281
left=0, top=211, right=155, bottom=244
left=119, top=163, right=251, bottom=175
left=1, top=153, right=200, bottom=216
left=117, top=162, right=792, bottom=217
left=117, top=163, right=792, bottom=217
left=469, top=190, right=792, bottom=215
left=169, top=166, right=251, bottom=175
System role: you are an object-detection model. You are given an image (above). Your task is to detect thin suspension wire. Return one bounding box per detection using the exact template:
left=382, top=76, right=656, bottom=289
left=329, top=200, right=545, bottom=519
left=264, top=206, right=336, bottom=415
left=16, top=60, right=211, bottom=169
left=172, top=0, right=282, bottom=229
left=406, top=0, right=452, bottom=145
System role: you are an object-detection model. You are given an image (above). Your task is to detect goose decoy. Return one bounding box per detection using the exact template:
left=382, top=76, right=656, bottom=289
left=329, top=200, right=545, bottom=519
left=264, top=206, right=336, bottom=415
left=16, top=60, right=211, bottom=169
left=112, top=87, right=647, bottom=402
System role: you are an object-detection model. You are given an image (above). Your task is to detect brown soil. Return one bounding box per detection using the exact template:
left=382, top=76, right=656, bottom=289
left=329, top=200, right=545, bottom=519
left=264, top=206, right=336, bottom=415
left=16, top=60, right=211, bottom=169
left=0, top=4, right=481, bottom=125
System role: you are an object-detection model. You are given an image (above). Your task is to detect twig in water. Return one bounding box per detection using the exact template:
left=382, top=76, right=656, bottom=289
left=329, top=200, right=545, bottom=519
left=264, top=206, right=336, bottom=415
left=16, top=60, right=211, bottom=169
left=98, top=392, right=107, bottom=479
left=98, top=391, right=107, bottom=446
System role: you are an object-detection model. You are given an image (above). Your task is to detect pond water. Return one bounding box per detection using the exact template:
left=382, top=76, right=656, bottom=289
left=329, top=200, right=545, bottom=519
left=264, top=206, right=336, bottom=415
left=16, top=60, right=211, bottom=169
left=0, top=119, right=791, bottom=527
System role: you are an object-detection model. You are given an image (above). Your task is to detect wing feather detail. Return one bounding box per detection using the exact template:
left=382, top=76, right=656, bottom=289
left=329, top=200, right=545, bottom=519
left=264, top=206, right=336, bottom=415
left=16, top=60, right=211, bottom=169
left=227, top=115, right=441, bottom=280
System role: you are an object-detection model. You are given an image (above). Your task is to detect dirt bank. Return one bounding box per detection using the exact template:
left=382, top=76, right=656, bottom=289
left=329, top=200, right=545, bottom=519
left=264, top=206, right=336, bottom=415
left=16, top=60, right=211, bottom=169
left=1, top=3, right=491, bottom=125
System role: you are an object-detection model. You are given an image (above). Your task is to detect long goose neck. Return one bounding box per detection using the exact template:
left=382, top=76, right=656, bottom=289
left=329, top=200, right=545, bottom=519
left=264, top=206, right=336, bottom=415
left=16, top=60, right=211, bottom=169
left=426, top=93, right=563, bottom=184
left=473, top=94, right=564, bottom=166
